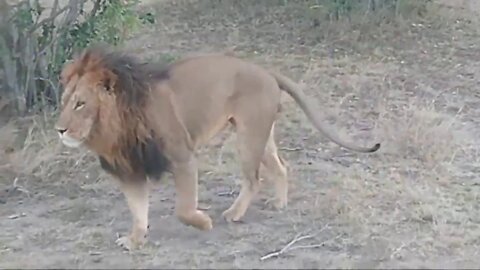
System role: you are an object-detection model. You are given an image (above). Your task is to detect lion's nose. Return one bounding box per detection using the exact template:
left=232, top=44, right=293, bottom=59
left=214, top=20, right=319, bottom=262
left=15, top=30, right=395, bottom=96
left=56, top=127, right=67, bottom=135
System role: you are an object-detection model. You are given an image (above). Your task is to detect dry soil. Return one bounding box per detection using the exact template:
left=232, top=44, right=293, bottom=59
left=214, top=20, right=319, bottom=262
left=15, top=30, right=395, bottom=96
left=1, top=0, right=480, bottom=268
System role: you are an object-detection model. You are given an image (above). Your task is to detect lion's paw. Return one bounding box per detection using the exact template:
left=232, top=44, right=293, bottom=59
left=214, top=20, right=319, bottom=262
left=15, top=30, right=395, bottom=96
left=222, top=207, right=244, bottom=223
left=177, top=210, right=213, bottom=231
left=197, top=211, right=213, bottom=231
left=265, top=197, right=288, bottom=210
left=115, top=234, right=145, bottom=251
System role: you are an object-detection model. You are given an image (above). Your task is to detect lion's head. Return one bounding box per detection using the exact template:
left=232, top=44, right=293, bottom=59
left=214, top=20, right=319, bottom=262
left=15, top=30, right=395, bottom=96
left=55, top=57, right=113, bottom=148
left=55, top=46, right=170, bottom=176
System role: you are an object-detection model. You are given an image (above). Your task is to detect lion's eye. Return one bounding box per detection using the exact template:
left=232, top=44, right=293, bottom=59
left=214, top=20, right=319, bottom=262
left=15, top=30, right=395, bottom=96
left=74, top=101, right=85, bottom=110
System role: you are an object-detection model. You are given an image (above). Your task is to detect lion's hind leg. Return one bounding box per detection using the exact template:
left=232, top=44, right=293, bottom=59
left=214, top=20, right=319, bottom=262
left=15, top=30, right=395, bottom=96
left=261, top=123, right=288, bottom=209
left=222, top=116, right=274, bottom=222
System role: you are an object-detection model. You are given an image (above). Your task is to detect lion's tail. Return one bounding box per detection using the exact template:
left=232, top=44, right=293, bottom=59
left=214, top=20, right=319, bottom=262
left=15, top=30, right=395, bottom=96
left=270, top=71, right=380, bottom=153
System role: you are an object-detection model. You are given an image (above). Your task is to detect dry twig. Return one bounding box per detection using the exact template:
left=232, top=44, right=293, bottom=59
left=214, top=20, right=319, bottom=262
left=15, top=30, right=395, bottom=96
left=217, top=189, right=238, bottom=197
left=10, top=177, right=30, bottom=197
left=260, top=225, right=333, bottom=261
left=280, top=146, right=303, bottom=152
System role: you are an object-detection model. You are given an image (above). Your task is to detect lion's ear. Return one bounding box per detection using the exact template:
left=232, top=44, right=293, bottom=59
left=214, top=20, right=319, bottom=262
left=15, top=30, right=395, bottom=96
left=79, top=49, right=93, bottom=66
left=79, top=47, right=104, bottom=72
left=60, top=48, right=94, bottom=86
left=102, top=69, right=117, bottom=93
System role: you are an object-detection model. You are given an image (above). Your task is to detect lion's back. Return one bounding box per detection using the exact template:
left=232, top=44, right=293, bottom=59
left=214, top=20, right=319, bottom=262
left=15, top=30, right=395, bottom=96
left=167, top=54, right=270, bottom=88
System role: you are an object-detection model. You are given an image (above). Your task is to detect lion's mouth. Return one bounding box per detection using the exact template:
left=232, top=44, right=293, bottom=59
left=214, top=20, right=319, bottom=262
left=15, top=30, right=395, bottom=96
left=59, top=134, right=84, bottom=148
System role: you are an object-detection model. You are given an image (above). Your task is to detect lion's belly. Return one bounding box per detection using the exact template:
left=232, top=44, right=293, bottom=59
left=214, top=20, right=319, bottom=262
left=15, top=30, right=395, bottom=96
left=181, top=105, right=232, bottom=148
left=166, top=55, right=258, bottom=147
left=189, top=115, right=231, bottom=147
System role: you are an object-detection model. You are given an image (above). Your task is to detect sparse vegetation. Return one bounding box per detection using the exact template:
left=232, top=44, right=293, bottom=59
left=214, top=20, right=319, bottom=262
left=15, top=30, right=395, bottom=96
left=310, top=0, right=432, bottom=21
left=1, top=0, right=480, bottom=268
left=0, top=0, right=154, bottom=115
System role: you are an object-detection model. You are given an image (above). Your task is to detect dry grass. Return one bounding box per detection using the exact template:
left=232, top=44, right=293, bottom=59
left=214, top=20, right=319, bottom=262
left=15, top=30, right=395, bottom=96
left=269, top=54, right=480, bottom=266
left=1, top=0, right=480, bottom=268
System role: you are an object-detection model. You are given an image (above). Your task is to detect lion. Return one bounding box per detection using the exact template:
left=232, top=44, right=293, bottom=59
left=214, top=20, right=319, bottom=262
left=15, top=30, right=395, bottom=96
left=55, top=45, right=380, bottom=250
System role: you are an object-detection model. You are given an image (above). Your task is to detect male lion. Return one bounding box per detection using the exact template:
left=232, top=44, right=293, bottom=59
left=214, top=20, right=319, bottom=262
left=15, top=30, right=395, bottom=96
left=55, top=45, right=380, bottom=250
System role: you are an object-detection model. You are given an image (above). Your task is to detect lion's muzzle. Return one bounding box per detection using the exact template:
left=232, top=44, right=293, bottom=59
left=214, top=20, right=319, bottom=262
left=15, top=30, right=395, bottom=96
left=55, top=126, right=83, bottom=148
left=56, top=127, right=67, bottom=136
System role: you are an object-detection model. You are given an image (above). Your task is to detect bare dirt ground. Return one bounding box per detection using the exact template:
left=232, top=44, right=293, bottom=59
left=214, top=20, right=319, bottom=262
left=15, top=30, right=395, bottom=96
left=1, top=0, right=480, bottom=268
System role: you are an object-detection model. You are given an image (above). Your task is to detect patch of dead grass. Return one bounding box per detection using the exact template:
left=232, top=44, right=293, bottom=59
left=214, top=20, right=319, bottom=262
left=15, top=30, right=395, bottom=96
left=291, top=56, right=480, bottom=264
left=0, top=112, right=98, bottom=189
left=1, top=1, right=480, bottom=267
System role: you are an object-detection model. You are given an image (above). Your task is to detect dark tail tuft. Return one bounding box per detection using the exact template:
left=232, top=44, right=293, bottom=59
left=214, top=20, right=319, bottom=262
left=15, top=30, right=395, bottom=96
left=368, top=143, right=381, bottom=153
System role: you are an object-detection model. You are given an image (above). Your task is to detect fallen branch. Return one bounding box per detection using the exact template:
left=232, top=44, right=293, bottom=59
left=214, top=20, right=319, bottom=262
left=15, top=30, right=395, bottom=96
left=280, top=146, right=303, bottom=152
left=260, top=225, right=332, bottom=261
left=287, top=234, right=342, bottom=252
left=217, top=189, right=238, bottom=197
left=260, top=233, right=314, bottom=261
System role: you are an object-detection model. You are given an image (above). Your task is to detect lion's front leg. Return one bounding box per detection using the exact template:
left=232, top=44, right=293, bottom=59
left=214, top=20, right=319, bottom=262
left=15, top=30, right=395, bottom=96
left=171, top=157, right=213, bottom=231
left=115, top=177, right=150, bottom=251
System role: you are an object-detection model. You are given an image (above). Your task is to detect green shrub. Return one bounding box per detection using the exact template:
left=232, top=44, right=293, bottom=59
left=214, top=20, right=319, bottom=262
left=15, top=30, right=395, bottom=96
left=0, top=0, right=155, bottom=115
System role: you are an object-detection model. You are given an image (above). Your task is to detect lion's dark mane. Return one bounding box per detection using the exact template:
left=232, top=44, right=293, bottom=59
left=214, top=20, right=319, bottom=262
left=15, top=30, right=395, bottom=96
left=73, top=45, right=172, bottom=180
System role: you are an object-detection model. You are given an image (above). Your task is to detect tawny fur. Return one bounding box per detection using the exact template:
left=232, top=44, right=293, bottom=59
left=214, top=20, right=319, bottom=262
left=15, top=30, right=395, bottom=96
left=55, top=45, right=380, bottom=250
